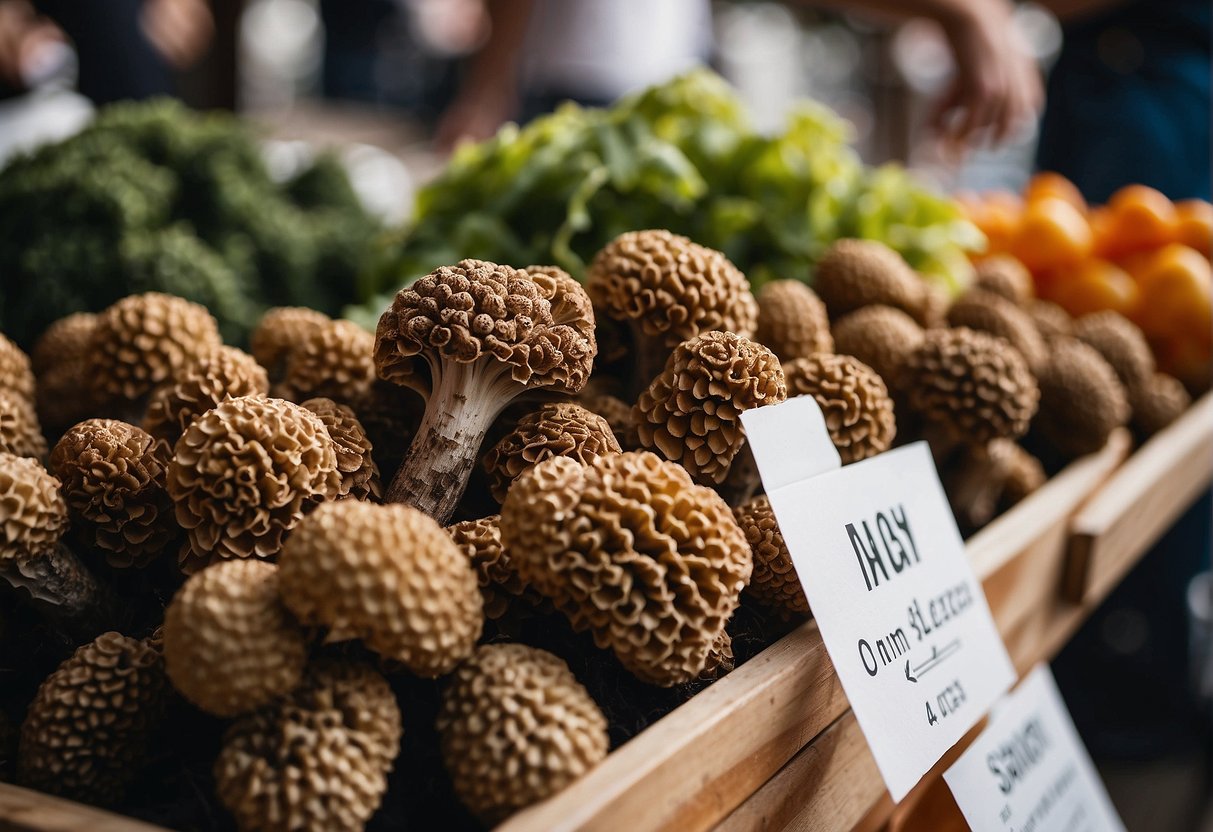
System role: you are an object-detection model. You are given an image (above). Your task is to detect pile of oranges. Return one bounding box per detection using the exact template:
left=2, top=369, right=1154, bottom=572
left=959, top=174, right=1212, bottom=392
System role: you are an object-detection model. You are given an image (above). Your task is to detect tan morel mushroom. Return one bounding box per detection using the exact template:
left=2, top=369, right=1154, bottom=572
left=249, top=306, right=331, bottom=381
left=1001, top=443, right=1046, bottom=511
left=0, top=332, right=34, bottom=403
left=164, top=559, right=307, bottom=717
left=585, top=229, right=758, bottom=386
left=1072, top=311, right=1155, bottom=388
left=437, top=643, right=608, bottom=824
left=483, top=402, right=621, bottom=503
left=635, top=331, right=787, bottom=485
left=578, top=391, right=641, bottom=450
left=17, top=631, right=165, bottom=805
left=946, top=290, right=1048, bottom=373
left=782, top=353, right=896, bottom=464
left=214, top=660, right=402, bottom=832
left=973, top=255, right=1034, bottom=305
left=272, top=318, right=377, bottom=404
left=278, top=500, right=482, bottom=675
left=31, top=312, right=97, bottom=375
left=301, top=398, right=382, bottom=501
left=49, top=419, right=175, bottom=568
left=0, top=389, right=48, bottom=459
left=1034, top=338, right=1130, bottom=458
left=755, top=279, right=834, bottom=361
left=446, top=514, right=543, bottom=620
left=813, top=238, right=925, bottom=320
left=166, top=396, right=341, bottom=571
left=942, top=440, right=1042, bottom=530
left=500, top=452, right=752, bottom=686
left=373, top=259, right=596, bottom=523
left=1129, top=373, right=1191, bottom=438
left=700, top=630, right=736, bottom=681
left=87, top=292, right=222, bottom=414
left=31, top=312, right=99, bottom=434
left=831, top=305, right=924, bottom=388
left=901, top=328, right=1039, bottom=446
left=1028, top=299, right=1073, bottom=339
left=733, top=495, right=809, bottom=617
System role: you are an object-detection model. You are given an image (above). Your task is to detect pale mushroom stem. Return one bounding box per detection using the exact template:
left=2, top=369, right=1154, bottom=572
left=1, top=543, right=111, bottom=640
left=629, top=326, right=671, bottom=401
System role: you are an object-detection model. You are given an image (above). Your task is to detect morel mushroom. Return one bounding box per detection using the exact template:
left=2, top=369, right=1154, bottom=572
left=733, top=495, right=809, bottom=617
left=831, top=305, right=924, bottom=387
left=249, top=306, right=331, bottom=381
left=300, top=398, right=382, bottom=501
left=1129, top=373, right=1191, bottom=438
left=373, top=259, right=595, bottom=523
left=0, top=389, right=48, bottom=459
left=166, top=396, right=341, bottom=571
left=1072, top=311, right=1155, bottom=389
left=437, top=643, right=608, bottom=824
left=943, top=440, right=1044, bottom=530
left=17, top=631, right=165, bottom=805
left=164, top=559, right=307, bottom=717
left=1028, top=300, right=1073, bottom=339
left=813, top=238, right=925, bottom=321
left=946, top=290, right=1048, bottom=373
left=483, top=402, right=620, bottom=503
left=446, top=514, right=542, bottom=620
left=278, top=500, right=482, bottom=675
left=578, top=391, right=641, bottom=450
left=635, top=331, right=787, bottom=485
left=49, top=419, right=176, bottom=568
left=782, top=353, right=896, bottom=464
left=214, top=660, right=401, bottom=832
left=1033, top=338, right=1129, bottom=458
left=272, top=318, right=376, bottom=404
left=500, top=452, right=752, bottom=686
left=973, top=255, right=1034, bottom=305
left=756, top=279, right=833, bottom=361
left=31, top=312, right=99, bottom=435
left=0, top=332, right=35, bottom=402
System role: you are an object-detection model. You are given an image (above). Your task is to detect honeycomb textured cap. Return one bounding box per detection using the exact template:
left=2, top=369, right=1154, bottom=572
left=250, top=307, right=331, bottom=379
left=143, top=346, right=269, bottom=453
left=484, top=402, right=621, bottom=503
left=0, top=332, right=35, bottom=402
left=437, top=643, right=608, bottom=824
left=946, top=290, right=1048, bottom=372
left=1130, top=373, right=1191, bottom=438
left=635, top=331, right=787, bottom=485
left=902, top=328, right=1039, bottom=445
left=579, top=392, right=641, bottom=450
left=49, top=419, right=175, bottom=568
left=783, top=354, right=896, bottom=464
left=973, top=255, right=1034, bottom=305
left=301, top=398, right=382, bottom=501
left=756, top=280, right=834, bottom=361
left=17, top=631, right=165, bottom=805
left=733, top=495, right=808, bottom=616
left=526, top=265, right=598, bottom=359
left=1028, top=300, right=1073, bottom=339
left=166, top=396, right=341, bottom=571
left=1073, top=311, right=1155, bottom=388
left=273, top=319, right=377, bottom=403
left=33, top=314, right=99, bottom=434
left=164, top=560, right=308, bottom=717
left=813, top=239, right=924, bottom=319
left=831, top=305, right=924, bottom=387
left=1034, top=338, right=1129, bottom=458
left=0, top=453, right=67, bottom=562
left=88, top=292, right=222, bottom=407
left=278, top=500, right=482, bottom=675
left=30, top=312, right=97, bottom=376
left=214, top=660, right=401, bottom=832
left=446, top=514, right=544, bottom=619
left=1002, top=443, right=1046, bottom=508
left=0, top=389, right=48, bottom=460
left=500, top=452, right=752, bottom=686
left=374, top=259, right=596, bottom=397
left=585, top=230, right=758, bottom=348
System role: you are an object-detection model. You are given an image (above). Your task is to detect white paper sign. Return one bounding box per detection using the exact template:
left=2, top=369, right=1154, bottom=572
left=742, top=398, right=1016, bottom=801
left=944, top=665, right=1125, bottom=832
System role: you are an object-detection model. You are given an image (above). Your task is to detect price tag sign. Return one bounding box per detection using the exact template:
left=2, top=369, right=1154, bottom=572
left=741, top=396, right=1016, bottom=802
left=944, top=665, right=1125, bottom=832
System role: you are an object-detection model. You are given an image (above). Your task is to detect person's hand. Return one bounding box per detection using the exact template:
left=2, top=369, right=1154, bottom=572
left=140, top=0, right=213, bottom=69
left=0, top=0, right=64, bottom=89
left=932, top=1, right=1042, bottom=147
left=433, top=79, right=518, bottom=155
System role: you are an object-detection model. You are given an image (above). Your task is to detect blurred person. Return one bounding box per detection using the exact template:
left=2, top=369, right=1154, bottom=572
left=435, top=0, right=1041, bottom=153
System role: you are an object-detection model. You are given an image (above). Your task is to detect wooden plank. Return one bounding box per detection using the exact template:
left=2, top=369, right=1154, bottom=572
left=1065, top=392, right=1213, bottom=602
left=0, top=784, right=165, bottom=832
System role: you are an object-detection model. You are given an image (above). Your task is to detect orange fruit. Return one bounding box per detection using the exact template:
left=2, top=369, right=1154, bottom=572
left=1173, top=200, right=1212, bottom=257
left=1025, top=171, right=1087, bottom=214
left=1132, top=243, right=1212, bottom=338
left=1044, top=259, right=1139, bottom=318
left=1103, top=184, right=1177, bottom=257
left=960, top=191, right=1021, bottom=255
left=1154, top=334, right=1212, bottom=395
left=1011, top=196, right=1093, bottom=272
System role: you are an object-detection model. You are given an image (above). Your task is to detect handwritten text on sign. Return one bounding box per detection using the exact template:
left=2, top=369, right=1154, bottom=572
left=944, top=665, right=1125, bottom=832
left=742, top=397, right=1016, bottom=801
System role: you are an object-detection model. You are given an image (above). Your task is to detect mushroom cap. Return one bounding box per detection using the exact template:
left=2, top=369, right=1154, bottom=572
left=635, top=331, right=787, bottom=485
left=49, top=419, right=175, bottom=568
left=87, top=292, right=222, bottom=408
left=1073, top=311, right=1155, bottom=388
left=756, top=280, right=834, bottom=361
left=733, top=495, right=809, bottom=616
left=699, top=630, right=736, bottom=681
left=374, top=259, right=596, bottom=398
left=437, top=643, right=608, bottom=824
left=0, top=389, right=48, bottom=460
left=585, top=229, right=758, bottom=348
left=143, top=346, right=270, bottom=452
left=250, top=307, right=332, bottom=380
left=273, top=319, right=377, bottom=404
left=17, top=631, right=165, bottom=805
left=1027, top=299, right=1073, bottom=339
left=0, top=453, right=67, bottom=562
left=782, top=353, right=896, bottom=464
left=278, top=500, right=482, bottom=675
left=214, top=660, right=401, bottom=832
left=1001, top=442, right=1046, bottom=509
left=166, top=396, right=341, bottom=571
left=164, top=559, right=308, bottom=717
left=30, top=312, right=98, bottom=376
left=831, top=304, right=925, bottom=387
left=446, top=514, right=543, bottom=620
left=0, top=332, right=35, bottom=402
left=32, top=314, right=99, bottom=435
left=902, top=327, right=1039, bottom=445
left=946, top=290, right=1048, bottom=372
left=813, top=239, right=924, bottom=319
left=300, top=398, right=382, bottom=501
left=526, top=265, right=598, bottom=357
left=1130, top=373, right=1191, bottom=438
left=578, top=391, right=641, bottom=450
left=483, top=402, right=621, bottom=503
left=973, top=255, right=1034, bottom=305
left=1034, top=338, right=1130, bottom=458
left=499, top=452, right=752, bottom=686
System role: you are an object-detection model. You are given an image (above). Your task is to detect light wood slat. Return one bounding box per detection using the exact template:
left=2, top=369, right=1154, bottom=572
left=0, top=784, right=166, bottom=832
